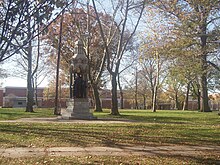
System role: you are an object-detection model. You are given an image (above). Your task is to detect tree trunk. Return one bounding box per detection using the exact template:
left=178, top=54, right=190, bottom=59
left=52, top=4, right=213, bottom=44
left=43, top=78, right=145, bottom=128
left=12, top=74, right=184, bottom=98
left=26, top=56, right=34, bottom=112
left=26, top=10, right=34, bottom=113
left=34, top=78, right=38, bottom=107
left=199, top=14, right=211, bottom=112
left=152, top=52, right=159, bottom=112
left=92, top=83, right=103, bottom=112
left=152, top=85, right=158, bottom=112
left=183, top=82, right=190, bottom=110
left=197, top=88, right=201, bottom=111
left=69, top=66, right=73, bottom=98
left=111, top=73, right=119, bottom=115
left=54, top=13, right=63, bottom=115
left=200, top=54, right=211, bottom=112
left=151, top=88, right=154, bottom=109
left=174, top=91, right=179, bottom=110
left=200, top=72, right=211, bottom=112
left=192, top=82, right=201, bottom=111
left=135, top=67, right=138, bottom=109
left=143, top=95, right=146, bottom=110
left=120, top=91, right=124, bottom=109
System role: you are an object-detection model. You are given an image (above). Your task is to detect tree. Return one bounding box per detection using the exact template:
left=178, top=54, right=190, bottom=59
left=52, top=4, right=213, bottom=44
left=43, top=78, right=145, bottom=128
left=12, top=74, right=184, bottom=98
left=166, top=66, right=186, bottom=110
left=139, top=25, right=170, bottom=112
left=117, top=45, right=138, bottom=109
left=151, top=0, right=220, bottom=112
left=0, top=0, right=30, bottom=62
left=92, top=0, right=146, bottom=115
left=54, top=11, right=64, bottom=115
left=46, top=5, right=114, bottom=112
left=1, top=0, right=69, bottom=112
left=0, top=0, right=68, bottom=63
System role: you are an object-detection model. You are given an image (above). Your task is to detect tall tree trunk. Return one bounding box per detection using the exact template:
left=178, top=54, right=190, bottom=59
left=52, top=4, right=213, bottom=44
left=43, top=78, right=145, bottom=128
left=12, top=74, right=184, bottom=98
left=26, top=47, right=34, bottom=112
left=92, top=83, right=102, bottom=112
left=200, top=55, right=211, bottom=112
left=26, top=9, right=34, bottom=113
left=151, top=88, right=154, bottom=109
left=152, top=85, right=158, bottom=112
left=34, top=76, right=38, bottom=107
left=69, top=66, right=73, bottom=98
left=135, top=67, right=138, bottom=109
left=192, top=82, right=201, bottom=110
left=152, top=52, right=159, bottom=112
left=174, top=91, right=179, bottom=110
left=199, top=13, right=211, bottom=112
left=120, top=90, right=124, bottom=109
left=54, top=13, right=63, bottom=115
left=183, top=82, right=190, bottom=110
left=197, top=88, right=201, bottom=111
left=143, top=95, right=146, bottom=110
left=111, top=73, right=119, bottom=115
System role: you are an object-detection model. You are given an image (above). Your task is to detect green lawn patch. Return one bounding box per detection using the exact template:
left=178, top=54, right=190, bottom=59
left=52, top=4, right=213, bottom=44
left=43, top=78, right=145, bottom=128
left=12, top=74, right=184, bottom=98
left=0, top=121, right=219, bottom=148
left=0, top=108, right=55, bottom=120
left=1, top=155, right=219, bottom=165
left=94, top=109, right=220, bottom=125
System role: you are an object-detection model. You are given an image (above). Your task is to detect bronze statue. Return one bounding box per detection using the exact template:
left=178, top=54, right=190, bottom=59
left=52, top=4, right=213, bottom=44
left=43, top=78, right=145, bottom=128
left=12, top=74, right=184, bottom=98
left=70, top=40, right=88, bottom=99
left=73, top=73, right=87, bottom=98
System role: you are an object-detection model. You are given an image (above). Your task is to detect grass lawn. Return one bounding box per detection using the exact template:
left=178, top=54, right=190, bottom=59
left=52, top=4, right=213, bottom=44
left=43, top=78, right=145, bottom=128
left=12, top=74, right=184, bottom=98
left=0, top=108, right=55, bottom=120
left=0, top=108, right=219, bottom=164
left=1, top=155, right=219, bottom=165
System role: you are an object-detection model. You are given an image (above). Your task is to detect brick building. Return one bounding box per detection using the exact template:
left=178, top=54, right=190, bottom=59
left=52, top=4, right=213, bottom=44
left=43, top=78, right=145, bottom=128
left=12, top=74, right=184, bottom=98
left=0, top=87, right=133, bottom=109
left=0, top=87, right=45, bottom=108
left=2, top=86, right=217, bottom=110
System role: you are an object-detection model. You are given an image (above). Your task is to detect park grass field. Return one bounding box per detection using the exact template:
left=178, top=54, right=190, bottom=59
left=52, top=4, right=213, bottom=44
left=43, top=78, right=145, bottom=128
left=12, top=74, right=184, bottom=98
left=0, top=108, right=219, bottom=164
left=1, top=155, right=219, bottom=165
left=0, top=108, right=55, bottom=120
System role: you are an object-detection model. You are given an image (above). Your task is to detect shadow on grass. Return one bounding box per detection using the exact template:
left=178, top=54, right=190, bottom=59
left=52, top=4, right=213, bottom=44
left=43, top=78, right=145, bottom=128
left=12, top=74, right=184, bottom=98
left=0, top=150, right=219, bottom=164
left=0, top=122, right=219, bottom=148
left=102, top=114, right=195, bottom=124
left=94, top=110, right=220, bottom=125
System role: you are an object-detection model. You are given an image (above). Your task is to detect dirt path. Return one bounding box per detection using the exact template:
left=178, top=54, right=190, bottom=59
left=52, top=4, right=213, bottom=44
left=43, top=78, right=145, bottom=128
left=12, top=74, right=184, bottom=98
left=1, top=145, right=220, bottom=158
left=0, top=117, right=136, bottom=124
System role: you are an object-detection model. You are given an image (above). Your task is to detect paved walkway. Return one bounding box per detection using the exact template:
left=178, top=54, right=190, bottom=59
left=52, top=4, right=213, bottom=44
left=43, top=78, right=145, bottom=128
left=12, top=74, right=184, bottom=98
left=0, top=117, right=135, bottom=124
left=1, top=118, right=220, bottom=158
left=1, top=145, right=220, bottom=158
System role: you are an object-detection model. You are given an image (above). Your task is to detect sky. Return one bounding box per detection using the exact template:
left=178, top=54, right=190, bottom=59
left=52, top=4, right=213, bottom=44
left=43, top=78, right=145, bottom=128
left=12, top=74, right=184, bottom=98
left=1, top=62, right=49, bottom=88
left=1, top=75, right=49, bottom=88
left=1, top=77, right=48, bottom=88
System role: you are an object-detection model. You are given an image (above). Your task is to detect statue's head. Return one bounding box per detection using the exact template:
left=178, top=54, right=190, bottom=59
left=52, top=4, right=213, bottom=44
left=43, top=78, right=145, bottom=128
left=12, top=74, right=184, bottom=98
left=72, top=39, right=88, bottom=74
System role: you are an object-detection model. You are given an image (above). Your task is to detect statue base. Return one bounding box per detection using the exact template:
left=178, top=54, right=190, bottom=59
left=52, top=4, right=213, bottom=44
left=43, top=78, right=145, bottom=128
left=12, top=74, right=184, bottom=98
left=61, top=98, right=97, bottom=120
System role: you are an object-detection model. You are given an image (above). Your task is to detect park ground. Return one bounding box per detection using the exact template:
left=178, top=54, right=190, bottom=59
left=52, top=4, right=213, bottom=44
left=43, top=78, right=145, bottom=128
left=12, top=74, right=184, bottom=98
left=0, top=108, right=219, bottom=164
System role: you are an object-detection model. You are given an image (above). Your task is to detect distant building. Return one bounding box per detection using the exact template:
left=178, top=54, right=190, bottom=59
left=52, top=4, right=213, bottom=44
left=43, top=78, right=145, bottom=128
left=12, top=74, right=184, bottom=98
left=0, top=87, right=44, bottom=108
left=1, top=86, right=218, bottom=110
left=0, top=87, right=133, bottom=109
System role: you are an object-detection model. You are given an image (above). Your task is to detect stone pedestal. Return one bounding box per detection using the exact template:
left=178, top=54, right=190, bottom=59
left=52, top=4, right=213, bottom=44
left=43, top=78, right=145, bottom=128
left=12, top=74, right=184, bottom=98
left=61, top=98, right=96, bottom=120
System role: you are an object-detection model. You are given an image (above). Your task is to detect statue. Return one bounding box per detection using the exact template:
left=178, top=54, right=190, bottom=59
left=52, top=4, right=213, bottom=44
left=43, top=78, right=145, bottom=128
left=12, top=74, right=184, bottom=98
left=73, top=73, right=87, bottom=98
left=69, top=39, right=88, bottom=99
left=61, top=39, right=96, bottom=119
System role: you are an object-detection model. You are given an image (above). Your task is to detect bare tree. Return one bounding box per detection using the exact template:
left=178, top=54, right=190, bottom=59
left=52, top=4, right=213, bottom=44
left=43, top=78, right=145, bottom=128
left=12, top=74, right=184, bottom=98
left=92, top=0, right=145, bottom=115
left=1, top=0, right=73, bottom=112
left=0, top=0, right=70, bottom=63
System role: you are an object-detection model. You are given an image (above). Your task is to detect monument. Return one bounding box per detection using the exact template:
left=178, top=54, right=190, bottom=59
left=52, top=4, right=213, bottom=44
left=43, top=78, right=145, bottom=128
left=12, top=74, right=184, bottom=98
left=61, top=40, right=96, bottom=120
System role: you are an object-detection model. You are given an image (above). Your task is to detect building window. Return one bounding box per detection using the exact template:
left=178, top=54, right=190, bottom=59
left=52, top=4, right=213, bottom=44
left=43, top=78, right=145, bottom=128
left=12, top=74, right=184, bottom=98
left=18, top=102, right=23, bottom=105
